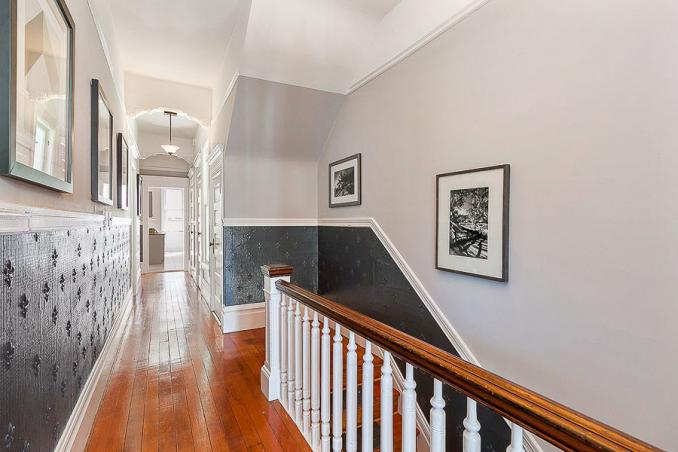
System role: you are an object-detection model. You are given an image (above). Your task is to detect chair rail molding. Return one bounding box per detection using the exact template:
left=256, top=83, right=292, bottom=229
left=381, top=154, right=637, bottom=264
left=222, top=218, right=319, bottom=227
left=0, top=200, right=132, bottom=233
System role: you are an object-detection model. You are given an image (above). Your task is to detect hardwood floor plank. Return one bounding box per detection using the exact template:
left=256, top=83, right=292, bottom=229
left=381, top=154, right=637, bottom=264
left=86, top=272, right=310, bottom=452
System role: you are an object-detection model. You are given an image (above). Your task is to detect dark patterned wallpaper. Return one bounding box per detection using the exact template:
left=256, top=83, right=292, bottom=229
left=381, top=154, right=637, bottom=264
left=0, top=223, right=130, bottom=452
left=317, top=226, right=510, bottom=451
left=223, top=226, right=317, bottom=306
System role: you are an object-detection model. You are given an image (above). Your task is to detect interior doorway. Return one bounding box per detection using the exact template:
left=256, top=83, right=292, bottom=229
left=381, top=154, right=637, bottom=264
left=148, top=187, right=185, bottom=272
left=141, top=175, right=189, bottom=274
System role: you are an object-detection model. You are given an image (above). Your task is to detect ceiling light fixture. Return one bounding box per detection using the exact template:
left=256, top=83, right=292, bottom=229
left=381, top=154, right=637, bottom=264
left=161, top=111, right=180, bottom=155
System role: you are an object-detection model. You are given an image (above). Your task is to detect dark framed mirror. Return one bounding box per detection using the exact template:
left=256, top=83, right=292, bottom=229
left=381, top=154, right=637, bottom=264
left=91, top=79, right=113, bottom=205
left=0, top=0, right=75, bottom=192
left=116, top=133, right=129, bottom=210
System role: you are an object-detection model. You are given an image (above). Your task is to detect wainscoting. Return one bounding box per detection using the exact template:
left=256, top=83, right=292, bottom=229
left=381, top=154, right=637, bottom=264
left=223, top=226, right=318, bottom=307
left=1, top=222, right=130, bottom=451
left=225, top=222, right=511, bottom=450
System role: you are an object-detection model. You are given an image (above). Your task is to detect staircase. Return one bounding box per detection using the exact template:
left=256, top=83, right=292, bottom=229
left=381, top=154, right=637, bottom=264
left=259, top=264, right=660, bottom=452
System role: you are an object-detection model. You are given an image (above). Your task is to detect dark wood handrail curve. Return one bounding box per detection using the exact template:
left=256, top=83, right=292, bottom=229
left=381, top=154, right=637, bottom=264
left=276, top=280, right=661, bottom=452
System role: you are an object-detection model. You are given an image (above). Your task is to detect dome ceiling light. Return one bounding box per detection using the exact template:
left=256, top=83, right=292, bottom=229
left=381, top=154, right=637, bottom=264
left=161, top=111, right=180, bottom=155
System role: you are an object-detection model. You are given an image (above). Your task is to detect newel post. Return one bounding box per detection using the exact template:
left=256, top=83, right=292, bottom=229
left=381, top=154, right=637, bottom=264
left=260, top=264, right=294, bottom=401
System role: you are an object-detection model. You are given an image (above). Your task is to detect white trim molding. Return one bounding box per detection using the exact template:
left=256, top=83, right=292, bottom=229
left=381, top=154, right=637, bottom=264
left=347, top=0, right=491, bottom=94
left=223, top=302, right=266, bottom=334
left=54, top=288, right=134, bottom=452
left=223, top=218, right=319, bottom=227
left=0, top=201, right=135, bottom=233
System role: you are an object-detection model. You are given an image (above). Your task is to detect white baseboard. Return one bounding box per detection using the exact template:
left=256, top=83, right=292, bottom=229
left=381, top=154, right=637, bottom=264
left=54, top=288, right=134, bottom=452
left=222, top=302, right=266, bottom=333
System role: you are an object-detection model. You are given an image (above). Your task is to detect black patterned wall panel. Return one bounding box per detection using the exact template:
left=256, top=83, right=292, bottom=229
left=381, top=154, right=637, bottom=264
left=223, top=226, right=317, bottom=306
left=0, top=223, right=130, bottom=452
left=317, top=226, right=510, bottom=451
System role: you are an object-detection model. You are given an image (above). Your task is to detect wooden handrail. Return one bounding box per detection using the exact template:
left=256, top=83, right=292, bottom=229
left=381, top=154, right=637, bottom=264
left=276, top=280, right=661, bottom=452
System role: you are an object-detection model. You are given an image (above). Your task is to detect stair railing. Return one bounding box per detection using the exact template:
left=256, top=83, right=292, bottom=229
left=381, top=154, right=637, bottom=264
left=260, top=265, right=660, bottom=452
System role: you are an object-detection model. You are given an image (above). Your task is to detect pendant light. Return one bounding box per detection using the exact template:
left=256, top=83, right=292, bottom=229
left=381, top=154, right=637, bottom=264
left=161, top=111, right=180, bottom=155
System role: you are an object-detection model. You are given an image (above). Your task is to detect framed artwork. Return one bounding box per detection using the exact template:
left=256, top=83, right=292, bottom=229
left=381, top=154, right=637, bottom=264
left=329, top=153, right=361, bottom=208
left=0, top=0, right=75, bottom=192
left=435, top=164, right=510, bottom=282
left=136, top=174, right=143, bottom=217
left=116, top=133, right=129, bottom=210
left=90, top=79, right=113, bottom=205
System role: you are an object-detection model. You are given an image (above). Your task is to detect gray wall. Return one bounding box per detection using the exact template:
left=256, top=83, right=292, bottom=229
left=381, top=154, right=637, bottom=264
left=317, top=0, right=678, bottom=448
left=224, top=77, right=344, bottom=219
left=0, top=0, right=128, bottom=215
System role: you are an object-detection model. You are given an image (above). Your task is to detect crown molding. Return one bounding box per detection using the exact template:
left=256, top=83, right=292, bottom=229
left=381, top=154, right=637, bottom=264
left=347, top=0, right=491, bottom=94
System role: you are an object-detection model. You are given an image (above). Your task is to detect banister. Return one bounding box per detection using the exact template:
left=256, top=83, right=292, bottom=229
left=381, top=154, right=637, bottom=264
left=275, top=280, right=661, bottom=452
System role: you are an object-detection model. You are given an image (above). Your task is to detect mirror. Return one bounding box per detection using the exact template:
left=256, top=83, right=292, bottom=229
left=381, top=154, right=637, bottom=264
left=91, top=79, right=113, bottom=205
left=0, top=0, right=74, bottom=192
left=117, top=133, right=129, bottom=210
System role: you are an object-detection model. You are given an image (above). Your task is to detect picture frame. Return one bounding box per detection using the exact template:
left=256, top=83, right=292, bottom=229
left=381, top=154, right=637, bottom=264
left=435, top=164, right=510, bottom=282
left=136, top=174, right=143, bottom=217
left=0, top=0, right=75, bottom=192
left=91, top=79, right=114, bottom=205
left=329, top=153, right=361, bottom=208
left=116, top=133, right=129, bottom=210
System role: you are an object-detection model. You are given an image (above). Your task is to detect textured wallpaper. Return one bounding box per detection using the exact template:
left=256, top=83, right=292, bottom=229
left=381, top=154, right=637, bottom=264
left=223, top=226, right=317, bottom=306
left=0, top=224, right=130, bottom=451
left=317, top=226, right=510, bottom=451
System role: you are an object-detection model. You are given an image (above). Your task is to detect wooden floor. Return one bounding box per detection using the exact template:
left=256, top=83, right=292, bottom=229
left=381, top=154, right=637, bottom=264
left=86, top=272, right=310, bottom=452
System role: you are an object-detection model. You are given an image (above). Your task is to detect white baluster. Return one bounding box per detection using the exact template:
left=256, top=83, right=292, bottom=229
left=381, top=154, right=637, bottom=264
left=294, top=301, right=303, bottom=425
left=430, top=379, right=446, bottom=452
left=332, top=325, right=343, bottom=452
left=463, top=398, right=481, bottom=452
left=402, top=363, right=417, bottom=451
left=302, top=306, right=311, bottom=437
left=361, top=341, right=374, bottom=452
left=311, top=312, right=321, bottom=449
left=346, top=332, right=358, bottom=452
left=321, top=317, right=331, bottom=452
left=279, top=294, right=288, bottom=408
left=506, top=423, right=524, bottom=452
left=261, top=267, right=287, bottom=401
left=287, top=296, right=295, bottom=413
left=380, top=351, right=393, bottom=452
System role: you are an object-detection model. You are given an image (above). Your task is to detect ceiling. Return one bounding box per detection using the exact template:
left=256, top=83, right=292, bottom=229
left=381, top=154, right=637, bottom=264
left=109, top=0, right=243, bottom=88
left=100, top=0, right=483, bottom=95
left=135, top=110, right=199, bottom=139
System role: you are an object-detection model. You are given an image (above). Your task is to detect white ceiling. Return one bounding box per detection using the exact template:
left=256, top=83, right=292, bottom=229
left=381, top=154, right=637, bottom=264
left=135, top=110, right=199, bottom=139
left=100, top=0, right=483, bottom=95
left=109, top=0, right=243, bottom=88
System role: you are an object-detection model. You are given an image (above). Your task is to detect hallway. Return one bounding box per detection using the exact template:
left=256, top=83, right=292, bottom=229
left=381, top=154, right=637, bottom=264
left=86, top=272, right=309, bottom=451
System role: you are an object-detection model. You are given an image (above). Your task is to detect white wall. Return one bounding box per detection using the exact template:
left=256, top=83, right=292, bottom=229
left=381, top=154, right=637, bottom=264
left=0, top=0, right=130, bottom=215
left=317, top=0, right=678, bottom=448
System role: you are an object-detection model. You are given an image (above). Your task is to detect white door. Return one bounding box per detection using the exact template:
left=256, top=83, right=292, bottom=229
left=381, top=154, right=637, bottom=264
left=209, top=160, right=223, bottom=322
left=188, top=175, right=196, bottom=280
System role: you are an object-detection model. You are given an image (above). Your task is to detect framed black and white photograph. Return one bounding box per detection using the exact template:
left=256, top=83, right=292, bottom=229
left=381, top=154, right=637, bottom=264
left=329, top=153, right=361, bottom=207
left=0, top=0, right=75, bottom=192
left=91, top=79, right=113, bottom=205
left=116, top=133, right=129, bottom=210
left=436, top=164, right=509, bottom=281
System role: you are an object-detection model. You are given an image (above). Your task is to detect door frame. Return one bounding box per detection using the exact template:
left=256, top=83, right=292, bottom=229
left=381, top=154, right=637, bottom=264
left=140, top=175, right=189, bottom=274
left=207, top=145, right=224, bottom=322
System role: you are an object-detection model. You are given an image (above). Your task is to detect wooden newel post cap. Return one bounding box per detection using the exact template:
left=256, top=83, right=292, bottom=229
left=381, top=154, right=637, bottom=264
left=261, top=264, right=294, bottom=277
